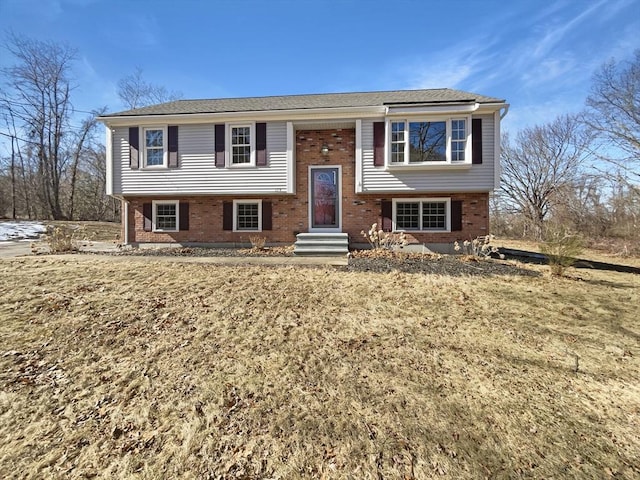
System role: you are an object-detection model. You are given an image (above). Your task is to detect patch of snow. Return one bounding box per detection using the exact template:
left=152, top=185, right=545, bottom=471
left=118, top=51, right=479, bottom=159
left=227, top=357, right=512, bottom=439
left=0, top=221, right=47, bottom=241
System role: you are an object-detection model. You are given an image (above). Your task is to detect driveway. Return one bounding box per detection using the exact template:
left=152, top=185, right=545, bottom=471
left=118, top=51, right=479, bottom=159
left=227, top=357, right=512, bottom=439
left=0, top=240, right=34, bottom=258
left=0, top=240, right=119, bottom=258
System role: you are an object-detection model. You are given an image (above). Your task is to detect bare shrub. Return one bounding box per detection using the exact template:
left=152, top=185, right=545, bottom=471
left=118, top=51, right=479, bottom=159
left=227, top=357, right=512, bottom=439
left=361, top=223, right=408, bottom=250
left=43, top=225, right=93, bottom=253
left=454, top=235, right=502, bottom=259
left=249, top=235, right=266, bottom=250
left=539, top=227, right=583, bottom=276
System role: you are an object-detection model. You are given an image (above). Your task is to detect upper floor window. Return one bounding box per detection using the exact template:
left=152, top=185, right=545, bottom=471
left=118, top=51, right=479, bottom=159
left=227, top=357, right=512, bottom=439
left=144, top=127, right=166, bottom=167
left=231, top=126, right=252, bottom=165
left=389, top=118, right=469, bottom=165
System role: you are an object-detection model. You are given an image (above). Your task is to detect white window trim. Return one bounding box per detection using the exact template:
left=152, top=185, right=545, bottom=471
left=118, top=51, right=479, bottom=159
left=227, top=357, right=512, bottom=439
left=385, top=116, right=471, bottom=168
left=152, top=200, right=179, bottom=232
left=142, top=126, right=168, bottom=168
left=228, top=123, right=256, bottom=167
left=392, top=197, right=451, bottom=233
left=233, top=199, right=262, bottom=232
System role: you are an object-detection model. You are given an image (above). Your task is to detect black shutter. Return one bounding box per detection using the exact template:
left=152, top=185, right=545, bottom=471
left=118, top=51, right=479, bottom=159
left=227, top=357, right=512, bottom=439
left=472, top=119, right=483, bottom=165
left=451, top=200, right=463, bottom=231
left=143, top=203, right=152, bottom=231
left=168, top=126, right=179, bottom=168
left=256, top=123, right=267, bottom=166
left=129, top=127, right=139, bottom=169
left=223, top=201, right=233, bottom=230
left=262, top=200, right=272, bottom=230
left=215, top=124, right=225, bottom=167
left=381, top=200, right=392, bottom=232
left=373, top=122, right=385, bottom=167
left=179, top=202, right=189, bottom=230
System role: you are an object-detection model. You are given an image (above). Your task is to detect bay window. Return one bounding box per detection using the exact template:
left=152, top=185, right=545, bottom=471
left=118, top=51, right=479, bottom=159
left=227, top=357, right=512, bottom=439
left=388, top=117, right=469, bottom=165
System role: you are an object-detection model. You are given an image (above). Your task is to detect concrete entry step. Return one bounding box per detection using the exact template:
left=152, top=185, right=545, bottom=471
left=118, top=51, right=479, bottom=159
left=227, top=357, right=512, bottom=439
left=294, top=233, right=349, bottom=256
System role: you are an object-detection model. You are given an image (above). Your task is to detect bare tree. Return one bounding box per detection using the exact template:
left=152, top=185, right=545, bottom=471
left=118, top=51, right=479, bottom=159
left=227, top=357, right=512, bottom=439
left=500, top=114, right=594, bottom=239
left=67, top=108, right=106, bottom=219
left=586, top=50, right=640, bottom=185
left=117, top=67, right=182, bottom=109
left=0, top=33, right=76, bottom=219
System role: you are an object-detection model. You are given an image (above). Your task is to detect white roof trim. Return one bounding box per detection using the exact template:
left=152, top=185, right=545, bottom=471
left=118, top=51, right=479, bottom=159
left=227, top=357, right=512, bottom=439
left=99, top=105, right=387, bottom=127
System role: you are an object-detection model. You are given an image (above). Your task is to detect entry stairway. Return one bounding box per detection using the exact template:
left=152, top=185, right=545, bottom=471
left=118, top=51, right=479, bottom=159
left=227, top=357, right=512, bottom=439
left=293, top=233, right=349, bottom=256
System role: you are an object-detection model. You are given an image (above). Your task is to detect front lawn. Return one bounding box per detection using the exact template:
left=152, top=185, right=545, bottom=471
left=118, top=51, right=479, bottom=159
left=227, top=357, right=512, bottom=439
left=0, top=256, right=638, bottom=478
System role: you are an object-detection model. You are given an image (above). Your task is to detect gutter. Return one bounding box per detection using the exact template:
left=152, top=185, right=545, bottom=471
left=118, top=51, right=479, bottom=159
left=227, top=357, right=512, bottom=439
left=98, top=105, right=388, bottom=127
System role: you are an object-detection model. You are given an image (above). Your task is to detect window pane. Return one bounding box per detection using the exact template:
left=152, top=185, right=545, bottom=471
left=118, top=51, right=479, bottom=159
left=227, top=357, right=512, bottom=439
left=232, top=146, right=251, bottom=164
left=391, top=143, right=404, bottom=163
left=156, top=204, right=177, bottom=230
left=232, top=127, right=250, bottom=144
left=146, top=148, right=164, bottom=166
left=237, top=203, right=259, bottom=230
left=396, top=202, right=419, bottom=229
left=146, top=129, right=163, bottom=147
left=409, top=121, right=446, bottom=162
left=422, top=202, right=446, bottom=230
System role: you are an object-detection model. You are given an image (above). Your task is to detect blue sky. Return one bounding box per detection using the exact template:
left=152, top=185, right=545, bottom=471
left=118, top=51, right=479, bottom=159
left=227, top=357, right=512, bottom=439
left=0, top=0, right=639, bottom=134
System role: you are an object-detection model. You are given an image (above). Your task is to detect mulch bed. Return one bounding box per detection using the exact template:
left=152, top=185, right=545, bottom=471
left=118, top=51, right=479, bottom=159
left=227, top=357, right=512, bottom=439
left=111, top=247, right=540, bottom=277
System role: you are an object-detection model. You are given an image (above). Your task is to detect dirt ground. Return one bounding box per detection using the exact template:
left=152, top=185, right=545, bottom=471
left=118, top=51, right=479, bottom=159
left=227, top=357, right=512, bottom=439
left=0, top=255, right=638, bottom=479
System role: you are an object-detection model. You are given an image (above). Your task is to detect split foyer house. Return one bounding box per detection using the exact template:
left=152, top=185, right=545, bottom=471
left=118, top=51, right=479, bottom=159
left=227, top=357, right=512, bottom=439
left=99, top=89, right=508, bottom=253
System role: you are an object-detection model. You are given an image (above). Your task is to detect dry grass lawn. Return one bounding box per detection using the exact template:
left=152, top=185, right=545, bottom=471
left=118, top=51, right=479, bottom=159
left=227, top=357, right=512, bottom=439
left=0, top=256, right=638, bottom=479
left=45, top=221, right=121, bottom=242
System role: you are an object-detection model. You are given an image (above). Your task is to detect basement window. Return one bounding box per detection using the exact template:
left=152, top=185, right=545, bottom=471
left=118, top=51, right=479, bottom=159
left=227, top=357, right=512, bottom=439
left=233, top=200, right=262, bottom=232
left=393, top=198, right=450, bottom=232
left=152, top=200, right=179, bottom=232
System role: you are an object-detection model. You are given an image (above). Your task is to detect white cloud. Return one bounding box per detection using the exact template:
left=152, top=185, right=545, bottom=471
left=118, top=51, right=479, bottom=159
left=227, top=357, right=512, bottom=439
left=401, top=35, right=501, bottom=91
left=520, top=54, right=578, bottom=88
left=531, top=0, right=608, bottom=59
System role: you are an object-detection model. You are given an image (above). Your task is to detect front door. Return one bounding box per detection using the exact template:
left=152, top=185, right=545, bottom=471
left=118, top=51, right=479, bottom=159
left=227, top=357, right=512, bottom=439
left=309, top=167, right=341, bottom=231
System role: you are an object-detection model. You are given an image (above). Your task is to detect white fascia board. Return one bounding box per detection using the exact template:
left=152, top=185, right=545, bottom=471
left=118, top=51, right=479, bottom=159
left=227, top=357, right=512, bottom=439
left=387, top=103, right=479, bottom=116
left=98, top=105, right=387, bottom=128
left=105, top=125, right=113, bottom=196
left=475, top=102, right=509, bottom=115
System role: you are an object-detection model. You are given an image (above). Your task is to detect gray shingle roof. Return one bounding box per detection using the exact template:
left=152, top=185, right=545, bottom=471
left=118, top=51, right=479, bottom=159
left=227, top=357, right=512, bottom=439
left=102, top=88, right=505, bottom=117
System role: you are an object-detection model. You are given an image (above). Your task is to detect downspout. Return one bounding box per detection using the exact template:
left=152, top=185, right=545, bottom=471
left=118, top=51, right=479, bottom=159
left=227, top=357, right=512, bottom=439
left=123, top=199, right=129, bottom=245
left=500, top=104, right=510, bottom=119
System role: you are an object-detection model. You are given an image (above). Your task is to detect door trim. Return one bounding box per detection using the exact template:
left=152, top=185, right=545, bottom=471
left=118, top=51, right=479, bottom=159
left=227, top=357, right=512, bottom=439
left=308, top=165, right=342, bottom=232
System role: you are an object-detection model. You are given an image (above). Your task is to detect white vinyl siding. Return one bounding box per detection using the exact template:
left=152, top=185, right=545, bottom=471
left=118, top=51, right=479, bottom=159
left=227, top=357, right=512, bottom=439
left=112, top=122, right=290, bottom=195
left=360, top=115, right=496, bottom=192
